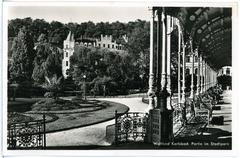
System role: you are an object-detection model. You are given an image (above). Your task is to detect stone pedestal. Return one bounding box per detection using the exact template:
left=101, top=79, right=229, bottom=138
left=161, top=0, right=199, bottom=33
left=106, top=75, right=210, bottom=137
left=149, top=108, right=173, bottom=145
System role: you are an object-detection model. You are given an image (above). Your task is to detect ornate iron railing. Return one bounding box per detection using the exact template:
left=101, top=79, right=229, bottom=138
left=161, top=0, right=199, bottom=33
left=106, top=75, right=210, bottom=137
left=115, top=111, right=148, bottom=144
left=7, top=115, right=46, bottom=149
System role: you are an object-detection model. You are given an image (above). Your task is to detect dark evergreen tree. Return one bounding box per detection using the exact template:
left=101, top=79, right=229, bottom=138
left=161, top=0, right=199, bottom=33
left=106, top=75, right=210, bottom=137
left=9, top=27, right=35, bottom=83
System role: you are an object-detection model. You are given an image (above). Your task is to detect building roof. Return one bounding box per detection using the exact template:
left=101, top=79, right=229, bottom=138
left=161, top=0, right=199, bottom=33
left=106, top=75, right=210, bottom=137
left=66, top=31, right=74, bottom=41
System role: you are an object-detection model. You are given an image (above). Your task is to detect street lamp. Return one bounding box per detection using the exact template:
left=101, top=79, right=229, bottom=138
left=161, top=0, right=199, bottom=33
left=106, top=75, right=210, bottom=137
left=83, top=74, right=86, bottom=100
left=139, top=74, right=144, bottom=92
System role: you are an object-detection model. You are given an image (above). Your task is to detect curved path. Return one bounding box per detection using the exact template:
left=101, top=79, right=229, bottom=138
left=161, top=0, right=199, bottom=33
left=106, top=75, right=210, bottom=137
left=46, top=97, right=148, bottom=147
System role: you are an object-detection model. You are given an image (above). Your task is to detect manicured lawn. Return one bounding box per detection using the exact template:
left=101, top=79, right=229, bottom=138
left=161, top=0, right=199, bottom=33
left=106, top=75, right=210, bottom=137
left=8, top=98, right=129, bottom=132
left=44, top=100, right=129, bottom=132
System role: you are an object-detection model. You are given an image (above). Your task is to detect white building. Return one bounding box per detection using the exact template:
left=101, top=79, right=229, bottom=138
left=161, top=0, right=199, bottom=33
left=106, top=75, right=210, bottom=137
left=218, top=66, right=232, bottom=76
left=62, top=31, right=127, bottom=78
left=96, top=35, right=124, bottom=51
left=62, top=31, right=75, bottom=78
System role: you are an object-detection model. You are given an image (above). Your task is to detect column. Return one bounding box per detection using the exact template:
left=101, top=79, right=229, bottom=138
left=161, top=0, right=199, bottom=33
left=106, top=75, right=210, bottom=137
left=206, top=64, right=209, bottom=91
left=161, top=10, right=167, bottom=92
left=156, top=9, right=162, bottom=108
left=166, top=15, right=172, bottom=109
left=146, top=8, right=156, bottom=113
left=200, top=57, right=204, bottom=93
left=160, top=8, right=169, bottom=111
left=196, top=49, right=200, bottom=96
left=166, top=15, right=172, bottom=94
left=181, top=44, right=186, bottom=103
left=177, top=20, right=181, bottom=104
left=151, top=8, right=173, bottom=145
left=189, top=46, right=195, bottom=99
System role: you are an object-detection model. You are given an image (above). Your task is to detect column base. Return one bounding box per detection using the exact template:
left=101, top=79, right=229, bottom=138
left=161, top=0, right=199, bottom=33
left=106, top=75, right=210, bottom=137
left=149, top=109, right=173, bottom=145
left=145, top=97, right=155, bottom=113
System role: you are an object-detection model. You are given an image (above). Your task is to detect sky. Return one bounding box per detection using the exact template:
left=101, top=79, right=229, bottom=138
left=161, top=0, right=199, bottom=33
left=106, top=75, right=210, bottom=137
left=8, top=6, right=150, bottom=24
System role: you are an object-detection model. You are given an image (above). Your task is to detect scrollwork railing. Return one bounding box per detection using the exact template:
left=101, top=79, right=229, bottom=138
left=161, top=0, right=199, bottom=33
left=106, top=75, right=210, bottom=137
left=7, top=115, right=46, bottom=149
left=115, top=111, right=148, bottom=144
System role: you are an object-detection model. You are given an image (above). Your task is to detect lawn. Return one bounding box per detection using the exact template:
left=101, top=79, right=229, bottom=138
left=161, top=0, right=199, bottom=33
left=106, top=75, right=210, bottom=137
left=8, top=98, right=129, bottom=132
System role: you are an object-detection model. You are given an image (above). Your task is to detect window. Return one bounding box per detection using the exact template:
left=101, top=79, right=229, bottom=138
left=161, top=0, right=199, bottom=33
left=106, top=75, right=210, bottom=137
left=66, top=61, right=68, bottom=66
left=66, top=44, right=68, bottom=48
left=66, top=52, right=68, bottom=57
left=99, top=44, right=101, bottom=47
left=186, top=56, right=190, bottom=62
left=108, top=44, right=110, bottom=48
left=103, top=44, right=105, bottom=47
left=112, top=45, right=114, bottom=48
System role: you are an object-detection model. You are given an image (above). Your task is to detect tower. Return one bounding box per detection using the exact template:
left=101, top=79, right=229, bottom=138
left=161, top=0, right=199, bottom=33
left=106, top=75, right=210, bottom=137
left=62, top=31, right=75, bottom=79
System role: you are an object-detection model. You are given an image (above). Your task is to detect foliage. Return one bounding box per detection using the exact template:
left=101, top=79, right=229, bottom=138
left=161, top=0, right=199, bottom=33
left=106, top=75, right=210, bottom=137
left=69, top=47, right=138, bottom=95
left=41, top=75, right=63, bottom=99
left=217, top=75, right=231, bottom=89
left=32, top=34, right=63, bottom=84
left=9, top=27, right=35, bottom=82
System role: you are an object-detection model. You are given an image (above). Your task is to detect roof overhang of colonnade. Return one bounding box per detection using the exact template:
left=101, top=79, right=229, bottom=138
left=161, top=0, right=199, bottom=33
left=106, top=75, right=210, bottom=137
left=164, top=7, right=232, bottom=71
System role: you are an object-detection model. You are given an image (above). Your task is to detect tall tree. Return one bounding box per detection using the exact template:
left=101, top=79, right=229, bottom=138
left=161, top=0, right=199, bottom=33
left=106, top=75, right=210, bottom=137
left=32, top=34, right=63, bottom=84
left=9, top=27, right=35, bottom=83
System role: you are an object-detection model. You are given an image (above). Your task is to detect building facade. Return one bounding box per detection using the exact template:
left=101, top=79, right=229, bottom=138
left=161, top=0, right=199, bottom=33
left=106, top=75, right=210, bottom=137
left=62, top=32, right=75, bottom=79
left=62, top=32, right=127, bottom=78
left=218, top=66, right=232, bottom=76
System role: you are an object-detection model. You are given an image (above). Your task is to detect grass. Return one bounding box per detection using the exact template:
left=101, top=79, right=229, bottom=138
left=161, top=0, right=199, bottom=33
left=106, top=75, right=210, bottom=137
left=8, top=112, right=34, bottom=124
left=32, top=98, right=82, bottom=111
left=8, top=97, right=129, bottom=132
left=44, top=100, right=129, bottom=132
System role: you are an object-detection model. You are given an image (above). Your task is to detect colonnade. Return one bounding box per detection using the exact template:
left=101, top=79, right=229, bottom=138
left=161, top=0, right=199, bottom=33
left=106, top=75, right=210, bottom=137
left=145, top=7, right=218, bottom=143
left=180, top=46, right=218, bottom=102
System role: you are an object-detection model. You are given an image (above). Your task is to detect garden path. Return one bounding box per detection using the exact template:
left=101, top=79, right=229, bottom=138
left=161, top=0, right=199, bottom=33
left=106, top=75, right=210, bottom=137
left=46, top=97, right=148, bottom=147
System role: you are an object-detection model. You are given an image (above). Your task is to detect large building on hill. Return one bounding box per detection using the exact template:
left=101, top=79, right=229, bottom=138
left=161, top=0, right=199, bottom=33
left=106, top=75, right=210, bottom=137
left=62, top=31, right=128, bottom=78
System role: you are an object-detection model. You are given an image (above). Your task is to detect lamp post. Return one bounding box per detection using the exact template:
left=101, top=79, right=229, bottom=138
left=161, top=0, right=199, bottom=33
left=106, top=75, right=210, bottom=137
left=83, top=74, right=86, bottom=100
left=139, top=74, right=144, bottom=92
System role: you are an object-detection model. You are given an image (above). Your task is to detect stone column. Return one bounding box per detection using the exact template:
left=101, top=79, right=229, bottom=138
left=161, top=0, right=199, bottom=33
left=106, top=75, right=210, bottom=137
left=146, top=8, right=156, bottom=113
left=189, top=45, right=195, bottom=99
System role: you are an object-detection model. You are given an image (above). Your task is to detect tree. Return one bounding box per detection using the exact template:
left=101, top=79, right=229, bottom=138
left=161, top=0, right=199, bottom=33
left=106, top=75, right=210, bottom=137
left=9, top=27, right=35, bottom=83
left=42, top=75, right=63, bottom=99
left=32, top=34, right=63, bottom=84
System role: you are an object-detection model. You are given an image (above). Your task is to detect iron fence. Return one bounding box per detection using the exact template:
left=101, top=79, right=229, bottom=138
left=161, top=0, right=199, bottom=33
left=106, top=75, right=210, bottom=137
left=115, top=111, right=148, bottom=144
left=7, top=115, right=46, bottom=149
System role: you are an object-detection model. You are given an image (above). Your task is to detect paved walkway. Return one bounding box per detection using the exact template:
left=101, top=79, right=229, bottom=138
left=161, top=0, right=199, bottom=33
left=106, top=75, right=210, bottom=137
left=174, top=90, right=232, bottom=148
left=46, top=91, right=232, bottom=147
left=46, top=98, right=148, bottom=147
left=203, top=90, right=232, bottom=139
